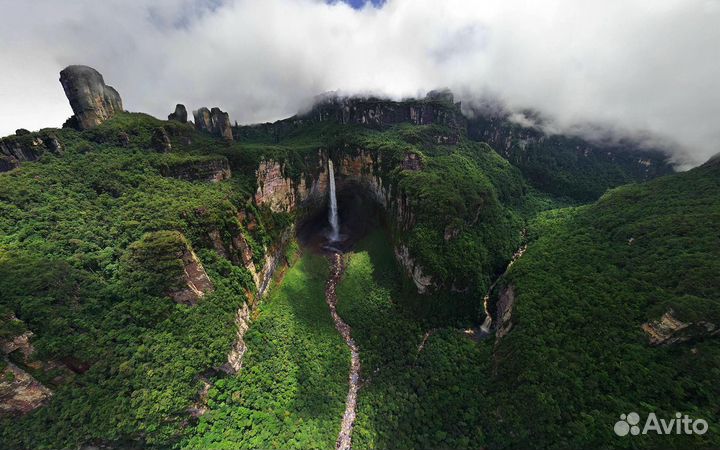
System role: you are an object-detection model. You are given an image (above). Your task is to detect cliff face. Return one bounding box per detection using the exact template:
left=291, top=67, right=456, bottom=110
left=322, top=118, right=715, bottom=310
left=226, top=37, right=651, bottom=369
left=299, top=90, right=465, bottom=143
left=160, top=157, right=231, bottom=182
left=642, top=310, right=720, bottom=346
left=466, top=109, right=675, bottom=200
left=194, top=107, right=233, bottom=141
left=123, top=231, right=215, bottom=306
left=0, top=131, right=63, bottom=172
left=168, top=243, right=215, bottom=306
left=254, top=148, right=431, bottom=292
left=0, top=362, right=53, bottom=417
left=240, top=91, right=466, bottom=144
left=168, top=104, right=188, bottom=123
left=254, top=152, right=330, bottom=213
left=59, top=65, right=123, bottom=130
left=0, top=320, right=71, bottom=417
left=208, top=221, right=294, bottom=376
left=494, top=284, right=516, bottom=341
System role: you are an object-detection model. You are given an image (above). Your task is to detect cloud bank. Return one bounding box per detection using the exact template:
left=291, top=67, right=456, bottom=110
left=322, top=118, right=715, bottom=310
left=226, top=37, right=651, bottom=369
left=1, top=0, right=719, bottom=165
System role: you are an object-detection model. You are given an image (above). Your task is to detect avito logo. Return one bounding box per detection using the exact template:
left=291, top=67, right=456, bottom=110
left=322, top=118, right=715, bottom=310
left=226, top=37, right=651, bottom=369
left=614, top=412, right=708, bottom=436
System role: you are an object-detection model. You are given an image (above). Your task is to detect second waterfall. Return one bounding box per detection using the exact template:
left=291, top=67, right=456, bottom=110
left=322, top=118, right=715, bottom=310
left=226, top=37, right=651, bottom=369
left=328, top=160, right=341, bottom=242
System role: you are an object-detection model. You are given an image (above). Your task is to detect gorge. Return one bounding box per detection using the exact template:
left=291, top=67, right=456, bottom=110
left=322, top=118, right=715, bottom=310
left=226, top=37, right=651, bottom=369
left=0, top=65, right=718, bottom=450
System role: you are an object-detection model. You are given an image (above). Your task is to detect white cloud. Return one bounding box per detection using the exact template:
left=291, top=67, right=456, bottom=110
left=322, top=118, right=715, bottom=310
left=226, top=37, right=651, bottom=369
left=1, top=0, right=718, bottom=165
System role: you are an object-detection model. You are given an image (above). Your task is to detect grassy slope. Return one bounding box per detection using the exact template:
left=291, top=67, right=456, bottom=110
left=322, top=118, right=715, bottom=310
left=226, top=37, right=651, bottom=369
left=486, top=162, right=720, bottom=449
left=183, top=251, right=348, bottom=450
left=0, top=114, right=273, bottom=449
left=336, top=230, right=494, bottom=449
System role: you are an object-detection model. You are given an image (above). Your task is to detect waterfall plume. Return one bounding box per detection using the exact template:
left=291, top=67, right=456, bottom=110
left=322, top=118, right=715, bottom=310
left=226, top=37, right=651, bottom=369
left=328, top=160, right=340, bottom=242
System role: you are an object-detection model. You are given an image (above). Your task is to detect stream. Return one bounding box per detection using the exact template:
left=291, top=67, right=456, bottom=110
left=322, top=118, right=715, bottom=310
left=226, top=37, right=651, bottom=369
left=480, top=242, right=527, bottom=334
left=326, top=252, right=360, bottom=450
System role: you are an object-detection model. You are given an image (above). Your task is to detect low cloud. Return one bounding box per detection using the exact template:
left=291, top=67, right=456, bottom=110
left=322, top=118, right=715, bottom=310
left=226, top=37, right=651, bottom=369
left=1, top=0, right=719, bottom=165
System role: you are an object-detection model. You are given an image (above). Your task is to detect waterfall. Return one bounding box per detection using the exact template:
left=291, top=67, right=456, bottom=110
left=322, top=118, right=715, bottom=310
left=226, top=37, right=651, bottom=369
left=480, top=294, right=493, bottom=333
left=328, top=160, right=340, bottom=242
left=479, top=243, right=528, bottom=334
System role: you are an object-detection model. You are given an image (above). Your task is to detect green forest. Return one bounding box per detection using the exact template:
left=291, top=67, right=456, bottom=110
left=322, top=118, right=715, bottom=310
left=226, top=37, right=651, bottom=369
left=1, top=95, right=718, bottom=450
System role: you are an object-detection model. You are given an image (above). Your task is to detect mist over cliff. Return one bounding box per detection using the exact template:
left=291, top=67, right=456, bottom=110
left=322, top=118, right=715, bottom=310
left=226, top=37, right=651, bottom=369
left=1, top=0, right=719, bottom=165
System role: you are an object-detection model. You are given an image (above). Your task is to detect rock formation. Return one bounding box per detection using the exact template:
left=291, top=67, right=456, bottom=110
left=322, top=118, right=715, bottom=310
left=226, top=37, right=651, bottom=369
left=642, top=310, right=720, bottom=346
left=124, top=231, right=215, bottom=306
left=59, top=65, right=123, bottom=129
left=208, top=225, right=259, bottom=285
left=168, top=104, right=188, bottom=123
left=193, top=107, right=233, bottom=141
left=394, top=245, right=433, bottom=293
left=401, top=152, right=423, bottom=171
left=303, top=91, right=464, bottom=142
left=167, top=239, right=215, bottom=306
left=151, top=127, right=172, bottom=152
left=0, top=131, right=63, bottom=172
left=160, top=156, right=231, bottom=182
left=254, top=151, right=426, bottom=291
left=495, top=285, right=516, bottom=340
left=254, top=160, right=298, bottom=213
left=0, top=319, right=70, bottom=416
left=0, top=362, right=53, bottom=416
left=220, top=302, right=250, bottom=374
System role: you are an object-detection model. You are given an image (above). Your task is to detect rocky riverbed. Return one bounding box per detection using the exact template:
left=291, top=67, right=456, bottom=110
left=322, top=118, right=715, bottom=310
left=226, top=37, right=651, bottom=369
left=325, top=253, right=361, bottom=450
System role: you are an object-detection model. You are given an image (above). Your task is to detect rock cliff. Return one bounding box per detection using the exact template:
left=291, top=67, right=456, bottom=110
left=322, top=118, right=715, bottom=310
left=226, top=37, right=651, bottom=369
left=254, top=149, right=429, bottom=292
left=211, top=223, right=294, bottom=376
left=301, top=90, right=465, bottom=142
left=494, top=284, right=516, bottom=341
left=0, top=131, right=63, bottom=172
left=59, top=65, right=123, bottom=130
left=193, top=107, right=233, bottom=141
left=0, top=319, right=73, bottom=416
left=642, top=310, right=720, bottom=346
left=167, top=237, right=215, bottom=306
left=151, top=127, right=172, bottom=152
left=0, top=362, right=53, bottom=416
left=160, top=156, right=231, bottom=182
left=168, top=104, right=188, bottom=123
left=466, top=106, right=674, bottom=200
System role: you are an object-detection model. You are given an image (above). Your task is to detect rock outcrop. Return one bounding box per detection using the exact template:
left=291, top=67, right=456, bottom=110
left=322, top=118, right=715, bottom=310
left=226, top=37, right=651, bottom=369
left=495, top=285, right=516, bottom=340
left=187, top=377, right=212, bottom=418
left=303, top=90, right=464, bottom=142
left=151, top=127, right=172, bottom=152
left=59, top=65, right=123, bottom=130
left=168, top=240, right=215, bottom=306
left=160, top=157, right=231, bottom=182
left=168, top=104, right=188, bottom=123
left=465, top=105, right=674, bottom=200
left=208, top=226, right=259, bottom=286
left=0, top=131, right=63, bottom=172
left=402, top=152, right=423, bottom=171
left=0, top=320, right=69, bottom=416
left=255, top=157, right=330, bottom=213
left=193, top=107, right=233, bottom=141
left=642, top=310, right=720, bottom=346
left=394, top=245, right=433, bottom=293
left=220, top=301, right=250, bottom=375
left=215, top=226, right=294, bottom=377
left=0, top=362, right=53, bottom=416
left=254, top=160, right=298, bottom=213
left=254, top=151, right=425, bottom=291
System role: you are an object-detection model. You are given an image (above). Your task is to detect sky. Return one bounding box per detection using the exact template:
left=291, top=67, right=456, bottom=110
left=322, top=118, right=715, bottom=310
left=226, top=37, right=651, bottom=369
left=1, top=0, right=719, bottom=166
